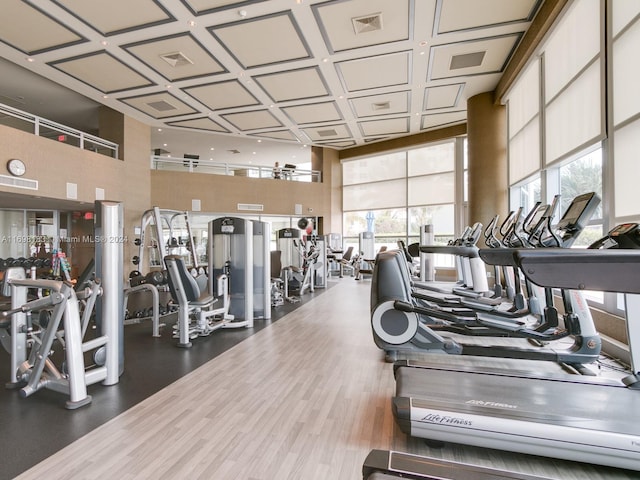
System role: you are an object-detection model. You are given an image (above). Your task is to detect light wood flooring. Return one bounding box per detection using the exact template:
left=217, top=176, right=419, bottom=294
left=16, top=278, right=638, bottom=479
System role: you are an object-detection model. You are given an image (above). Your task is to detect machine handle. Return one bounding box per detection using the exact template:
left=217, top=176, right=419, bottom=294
left=1, top=292, right=65, bottom=317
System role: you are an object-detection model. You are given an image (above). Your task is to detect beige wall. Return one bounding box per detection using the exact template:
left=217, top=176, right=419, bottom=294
left=0, top=109, right=150, bottom=273
left=0, top=123, right=126, bottom=203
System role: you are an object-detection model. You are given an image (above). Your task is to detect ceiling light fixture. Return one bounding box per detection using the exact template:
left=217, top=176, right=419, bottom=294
left=188, top=20, right=196, bottom=27
left=26, top=57, right=34, bottom=62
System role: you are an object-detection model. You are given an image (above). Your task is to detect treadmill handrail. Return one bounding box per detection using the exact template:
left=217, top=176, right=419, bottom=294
left=419, top=245, right=479, bottom=258
left=515, top=249, right=640, bottom=294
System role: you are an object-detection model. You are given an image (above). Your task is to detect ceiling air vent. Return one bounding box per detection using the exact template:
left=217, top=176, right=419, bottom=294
left=147, top=100, right=177, bottom=112
left=352, top=13, right=383, bottom=34
left=227, top=149, right=241, bottom=154
left=317, top=129, right=338, bottom=137
left=237, top=203, right=264, bottom=211
left=159, top=51, right=194, bottom=68
left=450, top=51, right=486, bottom=70
left=372, top=101, right=390, bottom=111
left=0, top=174, right=38, bottom=190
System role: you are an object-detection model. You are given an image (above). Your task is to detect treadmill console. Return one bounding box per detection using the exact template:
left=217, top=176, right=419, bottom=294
left=554, top=191, right=600, bottom=246
left=589, top=222, right=640, bottom=249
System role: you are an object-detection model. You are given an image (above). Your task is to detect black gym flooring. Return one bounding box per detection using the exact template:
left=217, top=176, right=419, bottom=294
left=0, top=286, right=330, bottom=480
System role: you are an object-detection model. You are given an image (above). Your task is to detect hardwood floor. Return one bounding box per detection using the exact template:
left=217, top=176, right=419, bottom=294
left=15, top=278, right=638, bottom=479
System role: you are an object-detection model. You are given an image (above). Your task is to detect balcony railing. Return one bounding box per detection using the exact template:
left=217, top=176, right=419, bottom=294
left=151, top=155, right=321, bottom=183
left=0, top=102, right=119, bottom=158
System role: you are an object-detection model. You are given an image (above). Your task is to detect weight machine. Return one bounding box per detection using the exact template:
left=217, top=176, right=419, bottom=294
left=0, top=200, right=124, bottom=408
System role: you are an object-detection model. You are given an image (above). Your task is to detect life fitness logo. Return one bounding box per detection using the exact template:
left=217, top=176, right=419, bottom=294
left=421, top=412, right=472, bottom=426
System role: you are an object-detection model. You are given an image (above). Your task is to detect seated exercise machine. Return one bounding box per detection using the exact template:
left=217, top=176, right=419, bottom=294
left=164, top=255, right=233, bottom=348
left=391, top=230, right=640, bottom=471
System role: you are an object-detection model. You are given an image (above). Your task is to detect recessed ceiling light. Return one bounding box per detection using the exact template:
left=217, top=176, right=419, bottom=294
left=419, top=40, right=428, bottom=47
left=188, top=20, right=196, bottom=27
left=166, top=84, right=172, bottom=89
left=103, top=95, right=109, bottom=99
left=26, top=57, right=34, bottom=62
left=257, top=139, right=262, bottom=143
left=101, top=40, right=108, bottom=46
left=157, top=128, right=162, bottom=132
left=210, top=147, right=214, bottom=150
left=163, top=143, right=167, bottom=147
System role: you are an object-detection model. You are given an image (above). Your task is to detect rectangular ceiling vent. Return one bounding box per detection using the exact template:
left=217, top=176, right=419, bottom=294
left=317, top=129, right=338, bottom=137
left=160, top=51, right=194, bottom=68
left=0, top=174, right=38, bottom=190
left=147, top=100, right=177, bottom=112
left=372, top=101, right=391, bottom=111
left=352, top=13, right=383, bottom=34
left=450, top=51, right=486, bottom=70
left=237, top=203, right=264, bottom=212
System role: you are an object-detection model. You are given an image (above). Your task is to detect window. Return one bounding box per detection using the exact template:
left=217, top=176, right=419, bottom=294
left=342, top=138, right=465, bottom=268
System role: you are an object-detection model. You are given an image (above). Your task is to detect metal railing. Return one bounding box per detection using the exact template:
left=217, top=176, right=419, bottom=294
left=0, top=102, right=118, bottom=158
left=151, top=155, right=321, bottom=183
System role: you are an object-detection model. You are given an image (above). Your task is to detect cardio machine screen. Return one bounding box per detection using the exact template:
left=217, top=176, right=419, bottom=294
left=556, top=192, right=597, bottom=230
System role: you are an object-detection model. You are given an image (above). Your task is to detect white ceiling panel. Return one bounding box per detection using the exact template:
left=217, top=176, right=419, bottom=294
left=254, top=67, right=329, bottom=103
left=222, top=109, right=283, bottom=131
left=436, top=0, right=539, bottom=34
left=2, top=1, right=85, bottom=54
left=282, top=102, right=342, bottom=125
left=120, top=92, right=198, bottom=119
left=429, top=34, right=521, bottom=81
left=313, top=0, right=411, bottom=53
left=421, top=110, right=466, bottom=129
left=50, top=52, right=154, bottom=93
left=181, top=0, right=263, bottom=15
left=53, top=0, right=173, bottom=35
left=184, top=80, right=259, bottom=110
left=424, top=84, right=463, bottom=109
left=124, top=34, right=226, bottom=81
left=337, top=51, right=411, bottom=92
left=350, top=91, right=410, bottom=118
left=167, top=116, right=229, bottom=133
left=209, top=12, right=311, bottom=69
left=251, top=130, right=299, bottom=142
left=359, top=117, right=410, bottom=136
left=302, top=124, right=352, bottom=142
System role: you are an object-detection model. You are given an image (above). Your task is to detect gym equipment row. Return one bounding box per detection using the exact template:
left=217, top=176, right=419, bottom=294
left=0, top=200, right=124, bottom=409
left=364, top=194, right=640, bottom=474
left=371, top=192, right=602, bottom=364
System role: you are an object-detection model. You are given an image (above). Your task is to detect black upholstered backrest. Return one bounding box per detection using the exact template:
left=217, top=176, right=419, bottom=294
left=271, top=250, right=283, bottom=279
left=164, top=255, right=201, bottom=303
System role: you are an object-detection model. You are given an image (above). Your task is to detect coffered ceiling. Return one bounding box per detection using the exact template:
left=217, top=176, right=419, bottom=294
left=0, top=0, right=542, bottom=164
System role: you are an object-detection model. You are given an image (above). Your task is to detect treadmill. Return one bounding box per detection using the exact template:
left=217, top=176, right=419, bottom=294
left=392, top=247, right=640, bottom=470
left=362, top=449, right=552, bottom=479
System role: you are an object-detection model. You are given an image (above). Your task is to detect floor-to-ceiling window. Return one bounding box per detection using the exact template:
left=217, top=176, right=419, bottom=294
left=342, top=137, right=466, bottom=267
left=503, top=0, right=634, bottom=318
